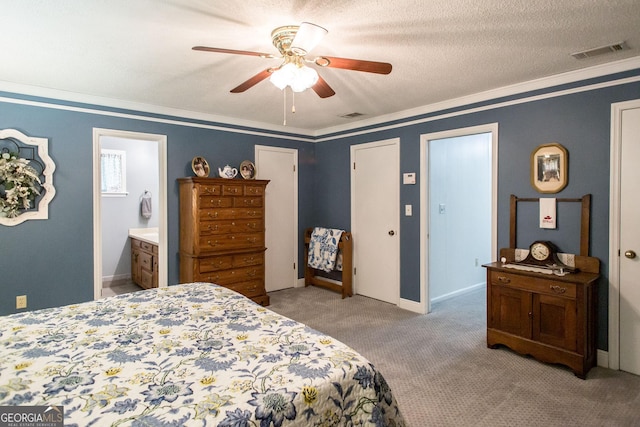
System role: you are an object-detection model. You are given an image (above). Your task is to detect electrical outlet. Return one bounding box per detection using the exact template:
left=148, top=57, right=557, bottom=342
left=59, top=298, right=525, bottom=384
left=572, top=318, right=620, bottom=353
left=16, top=295, right=27, bottom=309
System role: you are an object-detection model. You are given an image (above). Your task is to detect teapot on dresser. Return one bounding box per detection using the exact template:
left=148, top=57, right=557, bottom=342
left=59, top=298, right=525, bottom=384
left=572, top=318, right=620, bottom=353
left=218, top=165, right=238, bottom=179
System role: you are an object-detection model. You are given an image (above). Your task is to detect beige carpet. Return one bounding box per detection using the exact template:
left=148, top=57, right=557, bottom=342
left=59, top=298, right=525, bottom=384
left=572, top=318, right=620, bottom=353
left=267, top=285, right=640, bottom=426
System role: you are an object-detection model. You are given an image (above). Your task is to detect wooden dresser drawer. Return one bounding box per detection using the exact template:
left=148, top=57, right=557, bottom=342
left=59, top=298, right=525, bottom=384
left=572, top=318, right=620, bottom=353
left=140, top=241, right=154, bottom=253
left=244, top=185, right=265, bottom=196
left=198, top=255, right=233, bottom=273
left=197, top=266, right=263, bottom=285
left=233, top=252, right=264, bottom=267
left=233, top=196, right=263, bottom=208
left=200, top=219, right=263, bottom=235
left=224, top=280, right=265, bottom=298
left=222, top=184, right=243, bottom=195
left=490, top=271, right=576, bottom=298
left=199, top=196, right=234, bottom=209
left=198, top=233, right=264, bottom=251
left=197, top=253, right=264, bottom=273
left=197, top=184, right=221, bottom=195
left=199, top=208, right=263, bottom=221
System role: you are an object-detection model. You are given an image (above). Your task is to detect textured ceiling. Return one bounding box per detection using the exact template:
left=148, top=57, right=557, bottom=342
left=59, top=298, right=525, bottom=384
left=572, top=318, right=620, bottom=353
left=1, top=0, right=639, bottom=135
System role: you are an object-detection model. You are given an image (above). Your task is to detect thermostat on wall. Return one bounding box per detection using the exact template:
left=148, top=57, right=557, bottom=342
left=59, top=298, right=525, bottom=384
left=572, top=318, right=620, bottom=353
left=403, top=172, right=416, bottom=185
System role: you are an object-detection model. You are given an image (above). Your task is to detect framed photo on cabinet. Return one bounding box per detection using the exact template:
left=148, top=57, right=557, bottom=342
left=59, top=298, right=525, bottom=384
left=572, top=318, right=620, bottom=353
left=531, top=143, right=567, bottom=193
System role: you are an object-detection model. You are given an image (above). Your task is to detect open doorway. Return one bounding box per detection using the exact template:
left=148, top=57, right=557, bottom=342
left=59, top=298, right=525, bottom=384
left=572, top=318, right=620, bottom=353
left=92, top=128, right=168, bottom=300
left=420, top=124, right=498, bottom=313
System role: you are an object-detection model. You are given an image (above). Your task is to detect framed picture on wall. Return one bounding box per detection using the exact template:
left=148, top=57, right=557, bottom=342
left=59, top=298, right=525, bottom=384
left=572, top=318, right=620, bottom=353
left=531, top=143, right=567, bottom=193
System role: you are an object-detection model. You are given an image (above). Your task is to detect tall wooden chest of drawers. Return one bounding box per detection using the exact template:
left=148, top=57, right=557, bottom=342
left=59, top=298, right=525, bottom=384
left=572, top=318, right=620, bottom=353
left=178, top=177, right=269, bottom=306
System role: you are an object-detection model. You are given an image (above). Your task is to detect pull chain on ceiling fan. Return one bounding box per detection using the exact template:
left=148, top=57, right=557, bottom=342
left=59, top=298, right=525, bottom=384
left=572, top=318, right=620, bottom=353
left=192, top=22, right=392, bottom=99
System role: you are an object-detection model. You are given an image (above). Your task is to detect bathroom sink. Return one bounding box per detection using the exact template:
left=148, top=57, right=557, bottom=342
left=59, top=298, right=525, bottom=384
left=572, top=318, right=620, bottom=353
left=128, top=227, right=159, bottom=245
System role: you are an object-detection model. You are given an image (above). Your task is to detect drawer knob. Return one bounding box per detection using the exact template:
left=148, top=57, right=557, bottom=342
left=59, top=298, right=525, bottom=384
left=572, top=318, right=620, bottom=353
left=550, top=285, right=566, bottom=294
left=497, top=276, right=511, bottom=284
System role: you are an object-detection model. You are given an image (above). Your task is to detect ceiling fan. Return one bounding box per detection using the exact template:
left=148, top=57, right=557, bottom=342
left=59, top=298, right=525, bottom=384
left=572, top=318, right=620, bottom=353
left=193, top=22, right=392, bottom=98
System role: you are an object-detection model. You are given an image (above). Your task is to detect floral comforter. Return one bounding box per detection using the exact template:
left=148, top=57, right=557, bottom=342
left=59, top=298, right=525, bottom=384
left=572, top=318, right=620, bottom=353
left=0, top=283, right=405, bottom=426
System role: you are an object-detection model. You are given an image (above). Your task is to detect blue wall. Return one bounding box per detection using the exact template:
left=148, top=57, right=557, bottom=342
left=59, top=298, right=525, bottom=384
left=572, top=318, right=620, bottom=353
left=0, top=95, right=314, bottom=315
left=1, top=68, right=639, bottom=352
left=313, top=70, right=640, bottom=350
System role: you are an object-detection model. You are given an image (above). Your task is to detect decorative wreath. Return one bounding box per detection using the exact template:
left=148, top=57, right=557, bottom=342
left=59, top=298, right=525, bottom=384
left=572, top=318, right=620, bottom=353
left=0, top=152, right=42, bottom=218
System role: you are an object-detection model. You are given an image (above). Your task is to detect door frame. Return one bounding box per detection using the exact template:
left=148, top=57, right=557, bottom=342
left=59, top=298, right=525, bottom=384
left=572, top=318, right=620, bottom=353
left=419, top=123, right=499, bottom=314
left=350, top=138, right=401, bottom=301
left=92, top=128, right=168, bottom=299
left=255, top=144, right=299, bottom=290
left=608, top=98, right=640, bottom=370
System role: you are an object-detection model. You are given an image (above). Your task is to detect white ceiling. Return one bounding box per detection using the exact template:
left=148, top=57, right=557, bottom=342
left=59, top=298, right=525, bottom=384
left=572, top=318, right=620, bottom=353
left=2, top=0, right=639, bottom=135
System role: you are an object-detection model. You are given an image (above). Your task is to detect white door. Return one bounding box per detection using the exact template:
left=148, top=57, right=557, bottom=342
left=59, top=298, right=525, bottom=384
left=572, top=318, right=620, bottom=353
left=619, top=105, right=640, bottom=375
left=351, top=139, right=400, bottom=304
left=255, top=146, right=298, bottom=292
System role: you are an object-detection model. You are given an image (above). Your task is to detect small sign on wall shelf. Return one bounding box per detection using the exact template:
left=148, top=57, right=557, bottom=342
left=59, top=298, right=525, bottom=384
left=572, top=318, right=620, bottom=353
left=403, top=172, right=416, bottom=185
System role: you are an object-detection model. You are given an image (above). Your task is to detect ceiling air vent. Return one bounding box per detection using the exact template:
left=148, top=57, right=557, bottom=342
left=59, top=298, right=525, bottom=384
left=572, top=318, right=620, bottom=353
left=571, top=41, right=629, bottom=59
left=339, top=112, right=365, bottom=119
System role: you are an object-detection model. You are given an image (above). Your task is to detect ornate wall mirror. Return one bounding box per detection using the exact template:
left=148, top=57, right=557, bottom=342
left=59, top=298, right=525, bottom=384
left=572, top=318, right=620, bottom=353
left=0, top=128, right=56, bottom=226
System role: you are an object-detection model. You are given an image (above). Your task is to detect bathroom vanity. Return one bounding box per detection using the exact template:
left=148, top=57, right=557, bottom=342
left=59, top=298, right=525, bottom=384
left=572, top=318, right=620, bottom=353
left=129, top=228, right=159, bottom=289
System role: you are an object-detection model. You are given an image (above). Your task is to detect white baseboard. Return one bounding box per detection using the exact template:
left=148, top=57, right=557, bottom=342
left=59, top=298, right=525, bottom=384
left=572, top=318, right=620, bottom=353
left=597, top=349, right=608, bottom=368
left=102, top=274, right=131, bottom=287
left=430, top=282, right=486, bottom=304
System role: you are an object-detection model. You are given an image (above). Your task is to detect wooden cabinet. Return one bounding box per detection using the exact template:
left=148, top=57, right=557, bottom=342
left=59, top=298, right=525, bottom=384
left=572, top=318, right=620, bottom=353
left=131, top=238, right=158, bottom=289
left=178, top=177, right=269, bottom=306
left=485, top=251, right=599, bottom=379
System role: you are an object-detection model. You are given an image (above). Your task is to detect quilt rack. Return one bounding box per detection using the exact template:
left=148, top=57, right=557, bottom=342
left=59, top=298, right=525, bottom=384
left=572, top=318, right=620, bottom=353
left=303, top=227, right=353, bottom=298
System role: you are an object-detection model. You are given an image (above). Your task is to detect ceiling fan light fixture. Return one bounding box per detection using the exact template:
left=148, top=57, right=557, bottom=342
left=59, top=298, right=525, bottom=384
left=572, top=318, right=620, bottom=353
left=291, top=22, right=328, bottom=55
left=270, top=63, right=319, bottom=92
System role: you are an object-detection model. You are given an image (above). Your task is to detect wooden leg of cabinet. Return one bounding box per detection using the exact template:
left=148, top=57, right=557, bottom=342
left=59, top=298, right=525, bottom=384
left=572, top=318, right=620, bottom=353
left=252, top=294, right=270, bottom=306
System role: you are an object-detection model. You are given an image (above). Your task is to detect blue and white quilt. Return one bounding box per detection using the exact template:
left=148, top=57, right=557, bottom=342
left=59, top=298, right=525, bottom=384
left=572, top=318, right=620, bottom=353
left=0, top=283, right=406, bottom=426
left=307, top=227, right=344, bottom=272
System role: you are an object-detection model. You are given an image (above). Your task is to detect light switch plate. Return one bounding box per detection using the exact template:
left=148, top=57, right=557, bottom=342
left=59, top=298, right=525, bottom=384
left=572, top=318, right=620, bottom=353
left=405, top=204, right=412, bottom=216
left=403, top=173, right=416, bottom=185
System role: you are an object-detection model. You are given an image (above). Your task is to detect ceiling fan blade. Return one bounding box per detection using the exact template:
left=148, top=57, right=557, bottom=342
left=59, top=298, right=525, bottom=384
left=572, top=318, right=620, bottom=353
left=311, top=75, right=336, bottom=98
left=193, top=46, right=275, bottom=59
left=313, top=56, right=392, bottom=74
left=230, top=69, right=274, bottom=93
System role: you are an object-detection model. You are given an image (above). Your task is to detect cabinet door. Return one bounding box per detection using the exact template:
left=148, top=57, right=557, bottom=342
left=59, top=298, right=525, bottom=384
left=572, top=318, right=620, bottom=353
left=131, top=249, right=140, bottom=285
left=490, top=285, right=531, bottom=338
left=532, top=294, right=577, bottom=351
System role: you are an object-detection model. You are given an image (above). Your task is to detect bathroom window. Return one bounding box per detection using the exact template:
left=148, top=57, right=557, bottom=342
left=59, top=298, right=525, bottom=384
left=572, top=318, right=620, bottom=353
left=101, top=149, right=128, bottom=196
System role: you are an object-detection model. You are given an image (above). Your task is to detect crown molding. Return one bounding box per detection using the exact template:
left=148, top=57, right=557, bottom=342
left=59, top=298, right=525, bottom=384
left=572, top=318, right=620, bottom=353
left=1, top=55, right=639, bottom=142
left=0, top=81, right=315, bottom=138
left=314, top=56, right=640, bottom=137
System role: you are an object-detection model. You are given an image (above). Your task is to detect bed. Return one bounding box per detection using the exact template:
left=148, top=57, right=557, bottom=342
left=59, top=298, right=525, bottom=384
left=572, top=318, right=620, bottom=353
left=0, top=283, right=406, bottom=426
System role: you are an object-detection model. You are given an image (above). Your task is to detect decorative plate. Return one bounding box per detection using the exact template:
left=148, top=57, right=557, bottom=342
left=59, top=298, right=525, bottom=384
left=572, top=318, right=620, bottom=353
left=191, top=156, right=210, bottom=177
left=240, top=160, right=256, bottom=179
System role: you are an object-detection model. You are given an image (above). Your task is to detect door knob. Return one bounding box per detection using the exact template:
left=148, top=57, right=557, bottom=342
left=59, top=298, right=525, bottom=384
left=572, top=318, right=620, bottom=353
left=388, top=230, right=395, bottom=236
left=625, top=250, right=637, bottom=259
